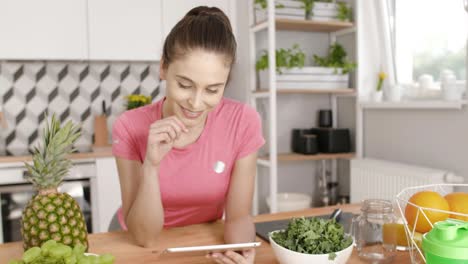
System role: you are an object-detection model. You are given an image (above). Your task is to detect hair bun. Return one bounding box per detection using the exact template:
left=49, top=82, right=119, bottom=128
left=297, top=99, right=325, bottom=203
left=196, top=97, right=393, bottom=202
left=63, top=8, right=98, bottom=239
left=186, top=6, right=224, bottom=17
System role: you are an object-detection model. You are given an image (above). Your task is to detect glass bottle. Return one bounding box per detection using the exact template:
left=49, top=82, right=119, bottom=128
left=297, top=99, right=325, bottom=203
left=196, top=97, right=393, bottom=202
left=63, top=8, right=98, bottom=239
left=352, top=199, right=397, bottom=263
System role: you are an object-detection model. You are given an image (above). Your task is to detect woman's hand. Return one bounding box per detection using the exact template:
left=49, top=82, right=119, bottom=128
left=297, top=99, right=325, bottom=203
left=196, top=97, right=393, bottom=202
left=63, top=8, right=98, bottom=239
left=144, top=116, right=188, bottom=167
left=207, top=249, right=255, bottom=264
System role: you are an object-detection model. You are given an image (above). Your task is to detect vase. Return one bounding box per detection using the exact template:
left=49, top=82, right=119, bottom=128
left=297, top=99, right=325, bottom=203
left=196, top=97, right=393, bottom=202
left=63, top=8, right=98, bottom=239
left=386, top=84, right=402, bottom=102
left=372, top=90, right=383, bottom=102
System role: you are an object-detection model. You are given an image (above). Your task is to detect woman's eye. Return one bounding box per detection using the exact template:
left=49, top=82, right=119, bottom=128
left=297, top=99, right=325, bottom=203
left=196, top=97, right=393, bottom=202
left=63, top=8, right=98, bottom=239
left=177, top=82, right=191, bottom=89
left=206, top=89, right=218, bottom=94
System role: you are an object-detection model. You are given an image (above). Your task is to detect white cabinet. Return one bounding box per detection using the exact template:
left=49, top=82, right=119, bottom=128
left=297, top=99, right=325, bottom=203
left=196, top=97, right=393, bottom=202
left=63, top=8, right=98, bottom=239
left=87, top=0, right=163, bottom=61
left=0, top=0, right=88, bottom=60
left=162, top=0, right=235, bottom=41
left=0, top=0, right=235, bottom=61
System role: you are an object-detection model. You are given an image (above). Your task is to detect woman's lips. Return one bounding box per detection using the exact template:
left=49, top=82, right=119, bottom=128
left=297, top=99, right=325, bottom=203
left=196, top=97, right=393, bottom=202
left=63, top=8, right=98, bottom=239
left=180, top=106, right=203, bottom=119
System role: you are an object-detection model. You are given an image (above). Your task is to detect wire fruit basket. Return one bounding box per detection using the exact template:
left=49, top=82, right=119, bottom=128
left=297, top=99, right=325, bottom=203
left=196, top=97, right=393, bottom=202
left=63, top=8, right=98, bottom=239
left=395, top=184, right=468, bottom=264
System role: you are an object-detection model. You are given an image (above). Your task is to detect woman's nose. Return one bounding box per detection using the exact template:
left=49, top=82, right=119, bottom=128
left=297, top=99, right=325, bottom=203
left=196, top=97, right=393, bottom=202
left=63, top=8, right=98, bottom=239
left=188, top=91, right=203, bottom=109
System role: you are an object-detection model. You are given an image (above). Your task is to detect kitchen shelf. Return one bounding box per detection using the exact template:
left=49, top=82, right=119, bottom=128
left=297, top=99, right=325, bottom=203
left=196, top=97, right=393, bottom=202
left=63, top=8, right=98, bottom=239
left=253, top=88, right=355, bottom=98
left=360, top=100, right=467, bottom=110
left=252, top=19, right=354, bottom=33
left=258, top=152, right=355, bottom=163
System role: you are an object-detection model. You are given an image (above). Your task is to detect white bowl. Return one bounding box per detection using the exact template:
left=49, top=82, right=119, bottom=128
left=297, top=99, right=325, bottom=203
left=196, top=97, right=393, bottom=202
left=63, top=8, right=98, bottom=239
left=269, top=231, right=354, bottom=264
left=266, top=192, right=311, bottom=212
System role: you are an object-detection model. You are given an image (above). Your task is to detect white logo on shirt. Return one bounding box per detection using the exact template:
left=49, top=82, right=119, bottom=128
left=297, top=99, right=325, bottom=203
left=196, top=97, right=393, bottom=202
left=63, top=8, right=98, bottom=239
left=213, top=161, right=225, bottom=174
left=113, top=139, right=120, bottom=144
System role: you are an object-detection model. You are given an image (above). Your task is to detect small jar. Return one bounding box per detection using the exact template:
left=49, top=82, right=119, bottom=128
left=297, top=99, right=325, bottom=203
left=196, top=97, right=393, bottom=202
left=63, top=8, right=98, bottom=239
left=352, top=199, right=397, bottom=263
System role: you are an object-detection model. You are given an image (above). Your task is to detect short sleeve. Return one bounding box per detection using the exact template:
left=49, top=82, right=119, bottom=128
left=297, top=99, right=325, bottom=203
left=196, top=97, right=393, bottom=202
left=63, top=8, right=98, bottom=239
left=112, top=114, right=141, bottom=161
left=235, top=105, right=265, bottom=160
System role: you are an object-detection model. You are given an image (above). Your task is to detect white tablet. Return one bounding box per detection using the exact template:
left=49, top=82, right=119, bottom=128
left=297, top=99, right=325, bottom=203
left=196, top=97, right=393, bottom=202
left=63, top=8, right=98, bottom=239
left=165, top=242, right=261, bottom=254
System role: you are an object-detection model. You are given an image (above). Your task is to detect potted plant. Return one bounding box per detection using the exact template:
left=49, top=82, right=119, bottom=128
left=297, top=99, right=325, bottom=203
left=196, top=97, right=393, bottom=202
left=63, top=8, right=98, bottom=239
left=336, top=1, right=352, bottom=22
left=254, top=0, right=352, bottom=23
left=256, top=44, right=352, bottom=90
left=312, top=43, right=357, bottom=74
left=373, top=71, right=386, bottom=102
left=304, top=1, right=352, bottom=22
left=125, top=94, right=152, bottom=110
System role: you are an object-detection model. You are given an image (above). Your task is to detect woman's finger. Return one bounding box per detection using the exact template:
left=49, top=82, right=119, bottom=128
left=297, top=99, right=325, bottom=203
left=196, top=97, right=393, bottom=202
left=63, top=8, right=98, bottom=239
left=150, top=125, right=177, bottom=140
left=208, top=254, right=225, bottom=264
left=154, top=132, right=171, bottom=143
left=168, top=115, right=189, bottom=132
left=163, top=119, right=184, bottom=138
left=222, top=251, right=245, bottom=264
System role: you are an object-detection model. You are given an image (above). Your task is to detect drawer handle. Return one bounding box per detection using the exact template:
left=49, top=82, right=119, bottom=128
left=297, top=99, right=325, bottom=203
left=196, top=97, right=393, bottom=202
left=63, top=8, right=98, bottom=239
left=22, top=170, right=31, bottom=180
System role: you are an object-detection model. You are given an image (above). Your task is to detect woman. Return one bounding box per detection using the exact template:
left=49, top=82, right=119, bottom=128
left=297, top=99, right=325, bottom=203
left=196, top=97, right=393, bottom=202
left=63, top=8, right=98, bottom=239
left=112, top=6, right=264, bottom=264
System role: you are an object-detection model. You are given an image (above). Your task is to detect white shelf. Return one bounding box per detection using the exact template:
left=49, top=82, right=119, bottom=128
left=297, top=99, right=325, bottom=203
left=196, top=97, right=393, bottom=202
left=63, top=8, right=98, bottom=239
left=360, top=100, right=467, bottom=110
left=252, top=88, right=355, bottom=98
left=251, top=19, right=354, bottom=33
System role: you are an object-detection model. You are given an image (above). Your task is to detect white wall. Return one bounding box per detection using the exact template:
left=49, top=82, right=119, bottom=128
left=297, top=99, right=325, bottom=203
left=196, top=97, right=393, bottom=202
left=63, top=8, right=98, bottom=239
left=364, top=109, right=468, bottom=182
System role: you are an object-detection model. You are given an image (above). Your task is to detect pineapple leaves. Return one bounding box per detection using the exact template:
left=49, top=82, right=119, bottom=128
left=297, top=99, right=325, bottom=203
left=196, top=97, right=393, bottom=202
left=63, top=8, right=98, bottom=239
left=24, top=114, right=81, bottom=189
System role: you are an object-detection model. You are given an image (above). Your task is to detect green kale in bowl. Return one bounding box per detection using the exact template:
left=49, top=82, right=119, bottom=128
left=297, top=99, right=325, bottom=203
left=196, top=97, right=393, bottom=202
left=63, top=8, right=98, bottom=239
left=270, top=217, right=353, bottom=259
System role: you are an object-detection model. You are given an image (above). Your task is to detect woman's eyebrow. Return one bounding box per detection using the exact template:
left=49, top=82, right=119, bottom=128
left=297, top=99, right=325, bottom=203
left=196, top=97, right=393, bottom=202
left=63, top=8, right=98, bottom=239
left=207, top=82, right=225, bottom=88
left=175, top=75, right=194, bottom=83
left=176, top=74, right=224, bottom=87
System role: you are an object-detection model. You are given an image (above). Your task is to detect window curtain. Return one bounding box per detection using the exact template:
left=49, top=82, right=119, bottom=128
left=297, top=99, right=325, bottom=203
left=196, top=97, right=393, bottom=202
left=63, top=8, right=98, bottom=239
left=357, top=0, right=396, bottom=99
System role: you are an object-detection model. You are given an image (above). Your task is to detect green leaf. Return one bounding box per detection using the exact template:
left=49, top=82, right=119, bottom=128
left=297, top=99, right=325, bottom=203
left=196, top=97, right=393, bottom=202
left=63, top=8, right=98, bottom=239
left=313, top=43, right=357, bottom=74
left=255, top=44, right=306, bottom=73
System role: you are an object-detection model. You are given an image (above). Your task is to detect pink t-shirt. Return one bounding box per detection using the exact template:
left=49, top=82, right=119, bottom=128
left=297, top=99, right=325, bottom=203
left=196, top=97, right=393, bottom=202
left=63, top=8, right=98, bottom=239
left=112, top=97, right=265, bottom=229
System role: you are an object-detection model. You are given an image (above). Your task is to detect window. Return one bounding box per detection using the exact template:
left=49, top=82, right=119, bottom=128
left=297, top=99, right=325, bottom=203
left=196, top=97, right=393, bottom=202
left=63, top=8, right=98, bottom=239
left=393, top=0, right=467, bottom=85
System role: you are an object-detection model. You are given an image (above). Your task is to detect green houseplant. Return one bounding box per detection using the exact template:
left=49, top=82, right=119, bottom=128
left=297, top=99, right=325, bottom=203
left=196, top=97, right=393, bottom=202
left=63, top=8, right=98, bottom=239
left=254, top=0, right=284, bottom=10
left=336, top=2, right=352, bottom=21
left=313, top=43, right=356, bottom=74
left=299, top=0, right=315, bottom=19
left=256, top=44, right=306, bottom=73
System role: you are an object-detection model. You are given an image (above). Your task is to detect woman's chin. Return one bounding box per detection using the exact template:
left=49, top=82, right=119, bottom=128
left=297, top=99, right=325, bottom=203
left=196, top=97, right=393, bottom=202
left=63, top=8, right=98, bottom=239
left=178, top=114, right=204, bottom=128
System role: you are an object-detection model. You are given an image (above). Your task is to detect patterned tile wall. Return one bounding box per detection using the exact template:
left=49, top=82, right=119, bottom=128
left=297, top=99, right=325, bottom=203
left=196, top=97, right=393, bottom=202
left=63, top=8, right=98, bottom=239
left=0, top=61, right=161, bottom=156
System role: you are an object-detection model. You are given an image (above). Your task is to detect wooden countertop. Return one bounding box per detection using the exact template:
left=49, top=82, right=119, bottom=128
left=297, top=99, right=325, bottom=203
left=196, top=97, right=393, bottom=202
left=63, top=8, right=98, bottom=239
left=0, top=204, right=411, bottom=263
left=0, top=149, right=113, bottom=164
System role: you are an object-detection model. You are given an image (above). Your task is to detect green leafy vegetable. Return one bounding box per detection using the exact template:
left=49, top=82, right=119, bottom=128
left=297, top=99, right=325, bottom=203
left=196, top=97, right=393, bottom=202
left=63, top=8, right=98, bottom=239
left=271, top=217, right=352, bottom=260
left=8, top=239, right=115, bottom=264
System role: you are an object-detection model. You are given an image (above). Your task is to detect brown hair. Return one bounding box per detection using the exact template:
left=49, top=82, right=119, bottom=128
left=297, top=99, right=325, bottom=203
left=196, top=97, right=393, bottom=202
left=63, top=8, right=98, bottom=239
left=161, top=6, right=237, bottom=69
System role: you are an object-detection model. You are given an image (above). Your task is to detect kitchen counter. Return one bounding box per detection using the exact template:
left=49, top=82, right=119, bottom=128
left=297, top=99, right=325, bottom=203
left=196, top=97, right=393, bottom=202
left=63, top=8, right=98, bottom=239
left=0, top=204, right=411, bottom=263
left=0, top=148, right=113, bottom=164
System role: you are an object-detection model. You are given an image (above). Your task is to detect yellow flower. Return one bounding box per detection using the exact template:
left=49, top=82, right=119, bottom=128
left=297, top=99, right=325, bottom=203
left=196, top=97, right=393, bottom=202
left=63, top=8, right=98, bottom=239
left=379, top=72, right=387, bottom=80
left=376, top=72, right=387, bottom=92
left=125, top=94, right=152, bottom=110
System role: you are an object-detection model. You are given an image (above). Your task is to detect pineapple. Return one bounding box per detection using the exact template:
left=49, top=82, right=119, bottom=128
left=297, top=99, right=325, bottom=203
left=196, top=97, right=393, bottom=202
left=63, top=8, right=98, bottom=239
left=21, top=114, right=88, bottom=251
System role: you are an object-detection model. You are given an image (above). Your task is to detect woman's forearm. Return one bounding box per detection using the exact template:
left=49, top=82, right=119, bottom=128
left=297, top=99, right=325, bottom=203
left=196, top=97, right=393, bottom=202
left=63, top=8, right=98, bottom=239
left=224, top=215, right=255, bottom=244
left=126, top=163, right=164, bottom=247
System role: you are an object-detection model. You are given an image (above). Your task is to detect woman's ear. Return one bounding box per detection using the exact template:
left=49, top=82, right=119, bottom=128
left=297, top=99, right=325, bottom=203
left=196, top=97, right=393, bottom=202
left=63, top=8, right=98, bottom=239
left=159, top=59, right=167, bottom=80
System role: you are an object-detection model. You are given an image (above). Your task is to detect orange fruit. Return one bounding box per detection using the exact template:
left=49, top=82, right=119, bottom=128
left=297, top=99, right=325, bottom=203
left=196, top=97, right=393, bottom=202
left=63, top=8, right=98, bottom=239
left=445, top=192, right=468, bottom=221
left=404, top=191, right=450, bottom=233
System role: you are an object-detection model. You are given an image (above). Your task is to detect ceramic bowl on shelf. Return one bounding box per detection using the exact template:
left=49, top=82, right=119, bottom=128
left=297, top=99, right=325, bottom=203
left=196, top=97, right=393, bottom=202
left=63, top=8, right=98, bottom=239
left=266, top=192, right=311, bottom=212
left=269, top=231, right=354, bottom=264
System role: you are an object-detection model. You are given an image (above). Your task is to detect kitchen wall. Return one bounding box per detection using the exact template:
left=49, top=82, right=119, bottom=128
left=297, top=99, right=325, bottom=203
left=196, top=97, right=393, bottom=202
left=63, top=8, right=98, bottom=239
left=364, top=109, right=468, bottom=183
left=0, top=61, right=160, bottom=155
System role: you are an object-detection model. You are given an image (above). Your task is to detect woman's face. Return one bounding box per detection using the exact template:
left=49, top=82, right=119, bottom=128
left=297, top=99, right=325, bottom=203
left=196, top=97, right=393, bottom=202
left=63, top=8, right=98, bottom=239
left=160, top=49, right=231, bottom=128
